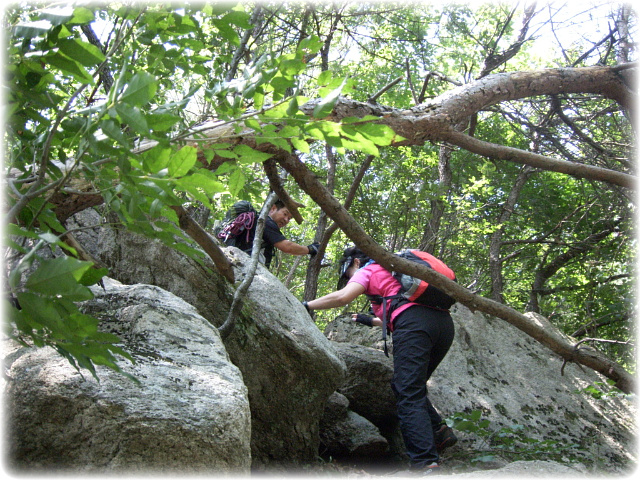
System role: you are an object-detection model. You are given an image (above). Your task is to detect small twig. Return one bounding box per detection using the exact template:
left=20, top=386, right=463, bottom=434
left=219, top=192, right=277, bottom=339
left=405, top=59, right=418, bottom=105
left=575, top=337, right=633, bottom=347
left=368, top=76, right=403, bottom=103
left=562, top=337, right=632, bottom=375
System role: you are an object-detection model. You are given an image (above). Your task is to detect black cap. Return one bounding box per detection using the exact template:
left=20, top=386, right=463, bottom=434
left=337, top=246, right=370, bottom=290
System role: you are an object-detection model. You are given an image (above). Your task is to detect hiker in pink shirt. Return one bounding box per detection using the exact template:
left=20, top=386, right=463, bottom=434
left=304, top=246, right=457, bottom=475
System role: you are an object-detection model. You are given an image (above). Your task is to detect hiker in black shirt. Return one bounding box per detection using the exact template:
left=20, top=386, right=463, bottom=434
left=233, top=200, right=319, bottom=267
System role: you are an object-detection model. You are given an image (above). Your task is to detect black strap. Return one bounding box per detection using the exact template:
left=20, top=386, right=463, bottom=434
left=378, top=295, right=406, bottom=357
left=382, top=300, right=388, bottom=357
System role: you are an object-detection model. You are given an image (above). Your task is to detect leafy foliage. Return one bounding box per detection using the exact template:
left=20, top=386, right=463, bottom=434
left=3, top=2, right=635, bottom=378
left=446, top=409, right=585, bottom=467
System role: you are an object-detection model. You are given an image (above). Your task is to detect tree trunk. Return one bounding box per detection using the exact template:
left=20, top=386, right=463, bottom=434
left=419, top=143, right=453, bottom=254
left=489, top=165, right=535, bottom=303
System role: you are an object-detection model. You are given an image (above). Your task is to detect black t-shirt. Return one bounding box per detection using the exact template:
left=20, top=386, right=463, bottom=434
left=234, top=216, right=286, bottom=267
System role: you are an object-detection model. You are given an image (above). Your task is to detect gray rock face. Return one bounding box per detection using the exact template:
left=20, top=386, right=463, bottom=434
left=331, top=342, right=396, bottom=426
left=69, top=210, right=346, bottom=468
left=320, top=392, right=389, bottom=459
left=449, top=459, right=589, bottom=477
left=221, top=248, right=346, bottom=468
left=4, top=280, right=251, bottom=474
left=324, top=307, right=636, bottom=473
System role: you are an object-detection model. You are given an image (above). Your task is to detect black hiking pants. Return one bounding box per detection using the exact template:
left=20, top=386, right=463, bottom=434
left=391, top=304, right=455, bottom=469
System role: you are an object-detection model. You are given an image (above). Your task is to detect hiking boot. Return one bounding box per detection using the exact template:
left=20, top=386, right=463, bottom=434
left=434, top=424, right=457, bottom=452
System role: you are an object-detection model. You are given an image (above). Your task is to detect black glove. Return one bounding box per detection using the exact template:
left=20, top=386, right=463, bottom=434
left=307, top=242, right=320, bottom=256
left=302, top=301, right=311, bottom=313
left=354, top=313, right=374, bottom=327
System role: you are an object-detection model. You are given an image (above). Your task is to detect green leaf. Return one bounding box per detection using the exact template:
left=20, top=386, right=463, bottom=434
left=45, top=52, right=94, bottom=84
left=228, top=167, right=246, bottom=196
left=175, top=171, right=227, bottom=204
left=16, top=291, right=62, bottom=331
left=214, top=149, right=238, bottom=159
left=120, top=72, right=157, bottom=106
left=142, top=146, right=171, bottom=173
left=168, top=146, right=198, bottom=177
left=223, top=10, right=253, bottom=29
left=339, top=135, right=379, bottom=156
left=101, top=119, right=130, bottom=146
left=313, top=77, right=347, bottom=119
left=69, top=6, right=95, bottom=25
left=25, top=257, right=95, bottom=300
left=213, top=19, right=239, bottom=46
left=298, top=35, right=323, bottom=56
left=291, top=137, right=310, bottom=153
left=317, top=70, right=333, bottom=86
left=286, top=96, right=299, bottom=116
left=469, top=410, right=483, bottom=421
left=114, top=103, right=149, bottom=135
left=244, top=118, right=262, bottom=131
left=270, top=75, right=294, bottom=97
left=354, top=123, right=397, bottom=146
left=233, top=144, right=273, bottom=163
left=147, top=112, right=181, bottom=132
left=279, top=58, right=305, bottom=78
left=78, top=267, right=109, bottom=286
left=58, top=39, right=106, bottom=67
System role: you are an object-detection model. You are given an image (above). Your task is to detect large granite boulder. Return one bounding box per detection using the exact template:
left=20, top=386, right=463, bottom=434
left=67, top=209, right=346, bottom=468
left=4, top=280, right=251, bottom=474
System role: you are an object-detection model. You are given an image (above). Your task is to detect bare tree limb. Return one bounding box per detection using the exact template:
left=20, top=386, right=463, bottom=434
left=441, top=129, right=634, bottom=189
left=263, top=159, right=304, bottom=224
left=323, top=153, right=375, bottom=243
left=526, top=222, right=620, bottom=313
left=488, top=165, right=536, bottom=303
left=170, top=205, right=235, bottom=283
left=226, top=6, right=264, bottom=82
left=368, top=76, right=403, bottom=103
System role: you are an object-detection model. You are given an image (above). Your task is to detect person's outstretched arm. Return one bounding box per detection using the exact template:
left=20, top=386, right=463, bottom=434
left=306, top=282, right=365, bottom=310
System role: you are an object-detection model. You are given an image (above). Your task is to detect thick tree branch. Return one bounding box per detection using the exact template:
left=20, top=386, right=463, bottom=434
left=263, top=159, right=304, bottom=224
left=276, top=153, right=634, bottom=394
left=441, top=129, right=634, bottom=189
left=429, top=65, right=635, bottom=121
left=43, top=65, right=633, bottom=227
left=170, top=205, right=235, bottom=283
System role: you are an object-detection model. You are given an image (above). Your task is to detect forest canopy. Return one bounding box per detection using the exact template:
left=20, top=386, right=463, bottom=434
left=3, top=2, right=636, bottom=388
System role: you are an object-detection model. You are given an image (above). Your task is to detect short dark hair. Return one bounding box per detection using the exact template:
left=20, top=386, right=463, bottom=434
left=337, top=246, right=370, bottom=289
left=273, top=199, right=285, bottom=209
